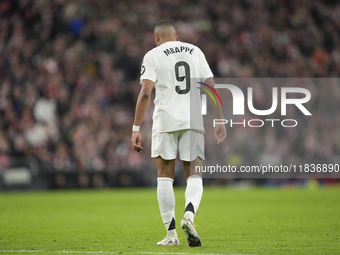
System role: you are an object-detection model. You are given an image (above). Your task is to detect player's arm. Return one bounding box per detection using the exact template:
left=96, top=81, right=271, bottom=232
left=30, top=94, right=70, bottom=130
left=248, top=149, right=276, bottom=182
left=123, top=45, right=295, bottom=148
left=203, top=77, right=227, bottom=144
left=131, top=79, right=154, bottom=152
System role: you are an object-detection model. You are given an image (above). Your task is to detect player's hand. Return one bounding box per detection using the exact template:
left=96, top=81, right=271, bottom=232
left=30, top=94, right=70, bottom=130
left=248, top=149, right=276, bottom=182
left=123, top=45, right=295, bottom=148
left=215, top=124, right=226, bottom=144
left=131, top=131, right=143, bottom=152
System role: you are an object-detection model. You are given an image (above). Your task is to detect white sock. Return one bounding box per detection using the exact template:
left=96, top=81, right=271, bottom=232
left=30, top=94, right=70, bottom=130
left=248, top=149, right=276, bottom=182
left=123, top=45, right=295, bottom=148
left=184, top=175, right=203, bottom=223
left=157, top=177, right=177, bottom=238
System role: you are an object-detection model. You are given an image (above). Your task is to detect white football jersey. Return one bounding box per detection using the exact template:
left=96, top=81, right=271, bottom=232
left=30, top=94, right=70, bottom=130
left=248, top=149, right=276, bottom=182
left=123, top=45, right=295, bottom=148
left=140, top=41, right=213, bottom=133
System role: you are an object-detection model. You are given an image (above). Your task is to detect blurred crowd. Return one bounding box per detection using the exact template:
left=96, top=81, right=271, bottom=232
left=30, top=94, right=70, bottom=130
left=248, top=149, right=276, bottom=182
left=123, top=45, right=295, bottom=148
left=0, top=0, right=340, bottom=175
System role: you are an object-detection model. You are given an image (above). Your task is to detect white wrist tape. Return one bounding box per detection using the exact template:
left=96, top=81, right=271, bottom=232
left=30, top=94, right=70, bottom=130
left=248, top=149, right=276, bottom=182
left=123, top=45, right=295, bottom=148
left=132, top=125, right=140, bottom=132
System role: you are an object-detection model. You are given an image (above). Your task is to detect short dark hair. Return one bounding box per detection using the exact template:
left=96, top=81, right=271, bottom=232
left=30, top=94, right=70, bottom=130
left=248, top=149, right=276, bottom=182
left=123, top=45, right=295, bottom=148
left=154, top=20, right=175, bottom=33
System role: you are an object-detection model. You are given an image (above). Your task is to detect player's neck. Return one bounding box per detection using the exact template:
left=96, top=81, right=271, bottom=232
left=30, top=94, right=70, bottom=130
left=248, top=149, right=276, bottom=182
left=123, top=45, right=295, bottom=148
left=159, top=38, right=177, bottom=46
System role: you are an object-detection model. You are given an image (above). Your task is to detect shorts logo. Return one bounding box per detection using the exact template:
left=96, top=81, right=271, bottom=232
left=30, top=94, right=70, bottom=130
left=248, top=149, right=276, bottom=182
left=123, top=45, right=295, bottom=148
left=141, top=65, right=145, bottom=75
left=197, top=82, right=222, bottom=106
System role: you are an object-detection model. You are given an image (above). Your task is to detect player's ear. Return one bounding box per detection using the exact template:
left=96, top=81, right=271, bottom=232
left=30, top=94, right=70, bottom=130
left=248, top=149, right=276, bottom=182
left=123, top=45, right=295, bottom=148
left=154, top=34, right=160, bottom=45
left=175, top=33, right=178, bottom=40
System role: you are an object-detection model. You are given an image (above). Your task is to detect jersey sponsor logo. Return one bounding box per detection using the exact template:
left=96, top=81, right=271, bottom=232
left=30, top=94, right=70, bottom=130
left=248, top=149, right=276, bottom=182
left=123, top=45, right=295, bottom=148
left=141, top=65, right=145, bottom=75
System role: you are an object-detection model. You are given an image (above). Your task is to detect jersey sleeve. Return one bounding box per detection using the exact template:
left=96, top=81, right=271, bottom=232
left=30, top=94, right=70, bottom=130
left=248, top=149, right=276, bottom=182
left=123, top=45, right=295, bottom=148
left=199, top=49, right=214, bottom=81
left=140, top=51, right=157, bottom=84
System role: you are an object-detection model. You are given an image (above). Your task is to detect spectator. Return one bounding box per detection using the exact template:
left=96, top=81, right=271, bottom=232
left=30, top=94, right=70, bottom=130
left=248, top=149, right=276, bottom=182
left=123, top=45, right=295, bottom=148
left=0, top=0, right=339, bottom=175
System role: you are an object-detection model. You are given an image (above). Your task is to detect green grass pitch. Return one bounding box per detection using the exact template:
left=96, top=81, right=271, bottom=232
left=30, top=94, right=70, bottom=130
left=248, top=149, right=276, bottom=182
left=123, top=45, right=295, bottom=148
left=0, top=186, right=340, bottom=255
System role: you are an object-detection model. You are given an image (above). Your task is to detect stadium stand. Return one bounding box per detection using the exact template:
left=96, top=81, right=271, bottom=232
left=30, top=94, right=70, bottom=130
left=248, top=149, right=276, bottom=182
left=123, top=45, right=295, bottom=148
left=0, top=0, right=339, bottom=189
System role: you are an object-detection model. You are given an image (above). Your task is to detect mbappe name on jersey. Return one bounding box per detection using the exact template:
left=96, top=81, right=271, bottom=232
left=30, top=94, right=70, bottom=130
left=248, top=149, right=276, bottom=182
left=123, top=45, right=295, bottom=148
left=163, top=46, right=194, bottom=56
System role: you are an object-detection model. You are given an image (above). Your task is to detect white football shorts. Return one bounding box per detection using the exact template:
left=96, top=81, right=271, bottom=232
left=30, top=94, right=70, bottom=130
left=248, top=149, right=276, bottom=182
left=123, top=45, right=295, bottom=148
left=151, top=129, right=205, bottom=161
